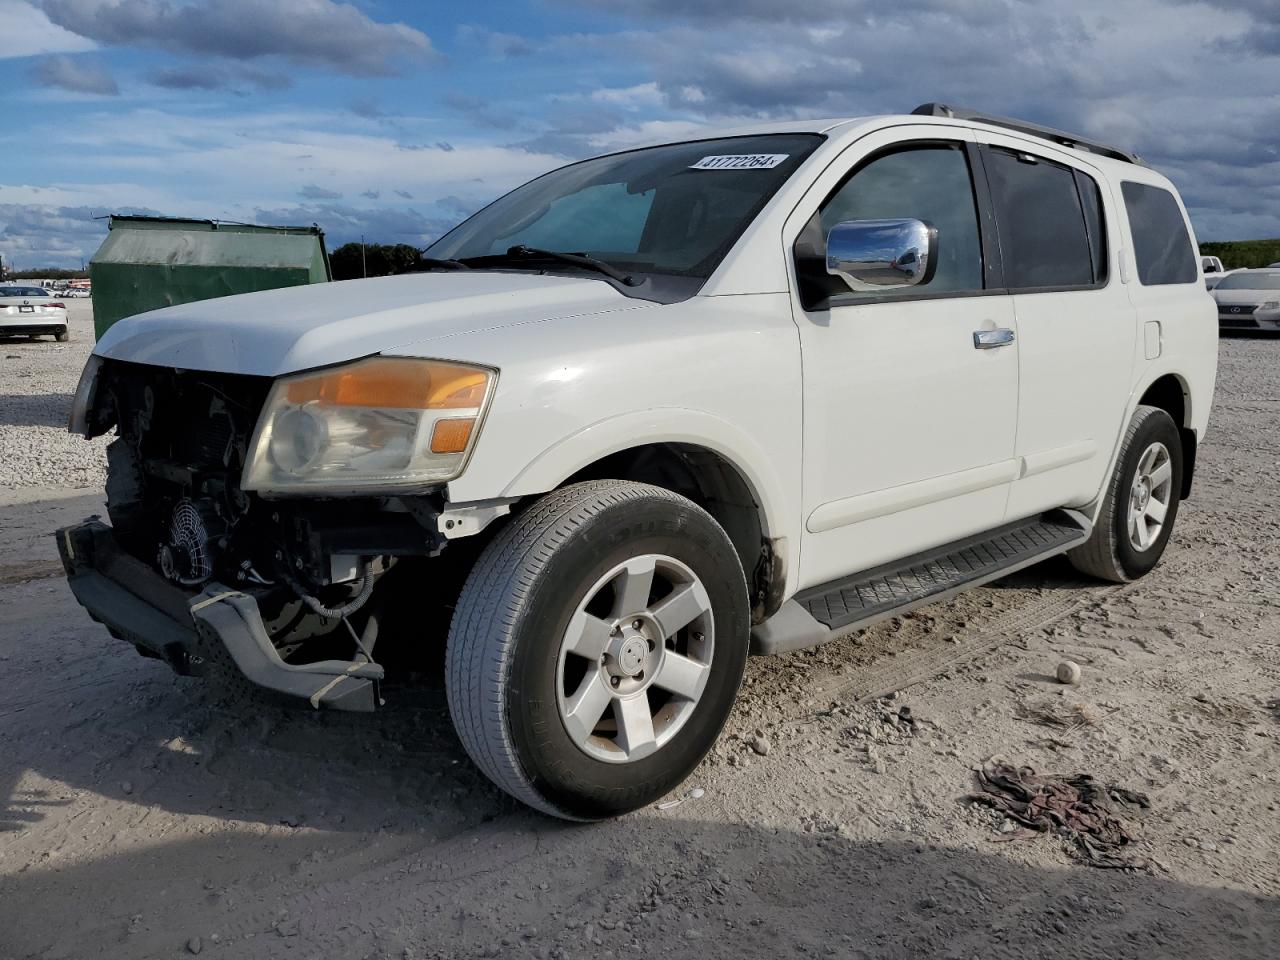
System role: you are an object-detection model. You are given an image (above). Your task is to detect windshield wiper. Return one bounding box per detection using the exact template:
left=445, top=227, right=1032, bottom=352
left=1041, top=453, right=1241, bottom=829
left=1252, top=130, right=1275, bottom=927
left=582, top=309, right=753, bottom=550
left=465, top=245, right=640, bottom=286
left=403, top=257, right=470, bottom=273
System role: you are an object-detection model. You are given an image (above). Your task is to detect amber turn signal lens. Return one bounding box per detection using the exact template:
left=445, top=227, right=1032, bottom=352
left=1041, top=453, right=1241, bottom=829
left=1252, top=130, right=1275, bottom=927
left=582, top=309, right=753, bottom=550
left=285, top=357, right=490, bottom=410
left=430, top=417, right=476, bottom=454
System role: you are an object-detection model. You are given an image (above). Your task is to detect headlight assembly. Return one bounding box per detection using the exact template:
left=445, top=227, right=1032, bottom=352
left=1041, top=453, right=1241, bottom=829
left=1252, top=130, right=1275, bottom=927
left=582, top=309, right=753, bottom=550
left=241, top=356, right=496, bottom=495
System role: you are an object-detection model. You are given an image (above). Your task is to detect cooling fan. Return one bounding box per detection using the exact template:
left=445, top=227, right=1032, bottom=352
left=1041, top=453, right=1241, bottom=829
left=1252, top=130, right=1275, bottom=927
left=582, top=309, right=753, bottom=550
left=157, top=499, right=220, bottom=585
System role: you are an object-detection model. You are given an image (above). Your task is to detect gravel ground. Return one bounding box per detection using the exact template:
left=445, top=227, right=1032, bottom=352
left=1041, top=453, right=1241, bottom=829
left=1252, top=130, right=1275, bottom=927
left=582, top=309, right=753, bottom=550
left=1, top=333, right=1278, bottom=959
left=0, top=301, right=108, bottom=492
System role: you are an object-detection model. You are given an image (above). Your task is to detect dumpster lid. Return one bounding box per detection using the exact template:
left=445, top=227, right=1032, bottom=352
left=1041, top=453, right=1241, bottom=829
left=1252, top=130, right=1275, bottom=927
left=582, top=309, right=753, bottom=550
left=95, top=216, right=327, bottom=270
left=105, top=215, right=324, bottom=237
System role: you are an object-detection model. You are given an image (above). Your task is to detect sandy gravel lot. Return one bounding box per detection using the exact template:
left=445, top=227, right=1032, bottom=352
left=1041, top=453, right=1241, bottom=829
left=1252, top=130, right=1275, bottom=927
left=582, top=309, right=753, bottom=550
left=0, top=319, right=1277, bottom=960
left=0, top=300, right=109, bottom=492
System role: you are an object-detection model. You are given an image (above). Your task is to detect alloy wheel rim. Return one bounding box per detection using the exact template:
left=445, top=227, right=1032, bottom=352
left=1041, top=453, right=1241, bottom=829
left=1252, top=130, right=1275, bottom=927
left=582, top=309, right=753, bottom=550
left=1127, top=441, right=1173, bottom=552
left=555, top=554, right=714, bottom=764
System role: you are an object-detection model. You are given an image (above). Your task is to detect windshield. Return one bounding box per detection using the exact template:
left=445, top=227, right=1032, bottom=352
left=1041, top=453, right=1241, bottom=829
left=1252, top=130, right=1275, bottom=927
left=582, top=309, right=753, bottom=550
left=0, top=287, right=48, bottom=297
left=1215, top=272, right=1280, bottom=291
left=427, top=134, right=823, bottom=281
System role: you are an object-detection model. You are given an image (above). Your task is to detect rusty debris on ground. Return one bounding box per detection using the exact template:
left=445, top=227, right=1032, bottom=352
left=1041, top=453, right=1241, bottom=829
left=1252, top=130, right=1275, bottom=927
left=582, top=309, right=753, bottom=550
left=968, top=763, right=1151, bottom=869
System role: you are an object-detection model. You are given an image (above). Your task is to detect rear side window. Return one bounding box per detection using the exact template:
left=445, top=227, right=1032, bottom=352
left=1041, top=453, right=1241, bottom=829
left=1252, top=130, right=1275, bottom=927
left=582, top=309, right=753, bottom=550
left=984, top=147, right=1099, bottom=290
left=1121, top=181, right=1198, bottom=285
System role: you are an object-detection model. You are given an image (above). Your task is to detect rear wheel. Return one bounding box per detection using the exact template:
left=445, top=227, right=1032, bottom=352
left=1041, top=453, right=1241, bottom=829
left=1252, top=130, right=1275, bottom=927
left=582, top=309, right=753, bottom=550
left=445, top=480, right=749, bottom=820
left=55, top=329, right=71, bottom=342
left=1069, top=405, right=1183, bottom=582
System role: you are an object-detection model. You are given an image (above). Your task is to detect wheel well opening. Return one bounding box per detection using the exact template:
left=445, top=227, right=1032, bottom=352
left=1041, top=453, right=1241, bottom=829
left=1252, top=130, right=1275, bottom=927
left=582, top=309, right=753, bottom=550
left=1139, top=375, right=1187, bottom=428
left=1139, top=374, right=1196, bottom=499
left=563, top=444, right=779, bottom=622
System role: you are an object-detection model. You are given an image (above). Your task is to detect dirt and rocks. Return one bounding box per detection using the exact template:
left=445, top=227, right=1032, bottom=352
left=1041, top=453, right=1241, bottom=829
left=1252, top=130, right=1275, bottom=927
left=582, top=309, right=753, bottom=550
left=0, top=301, right=109, bottom=491
left=1, top=318, right=1278, bottom=959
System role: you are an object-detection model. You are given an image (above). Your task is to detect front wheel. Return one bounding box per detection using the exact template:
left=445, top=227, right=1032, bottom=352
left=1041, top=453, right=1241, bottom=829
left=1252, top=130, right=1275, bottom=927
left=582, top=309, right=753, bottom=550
left=1069, top=405, right=1183, bottom=583
left=445, top=480, right=749, bottom=820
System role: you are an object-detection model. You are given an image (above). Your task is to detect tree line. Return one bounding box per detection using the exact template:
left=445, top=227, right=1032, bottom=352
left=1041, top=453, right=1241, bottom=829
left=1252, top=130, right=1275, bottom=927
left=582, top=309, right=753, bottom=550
left=1, top=266, right=90, bottom=281
left=1199, top=239, right=1280, bottom=270
left=328, top=243, right=425, bottom=281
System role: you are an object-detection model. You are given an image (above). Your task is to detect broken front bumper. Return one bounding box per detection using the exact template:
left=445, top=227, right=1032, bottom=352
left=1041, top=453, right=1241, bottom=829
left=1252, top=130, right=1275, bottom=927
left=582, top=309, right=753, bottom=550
left=56, top=520, right=383, bottom=711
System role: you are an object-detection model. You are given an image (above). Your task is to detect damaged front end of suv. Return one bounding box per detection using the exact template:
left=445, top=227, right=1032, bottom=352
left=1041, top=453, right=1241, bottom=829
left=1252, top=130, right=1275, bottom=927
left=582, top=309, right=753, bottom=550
left=59, top=353, right=499, bottom=711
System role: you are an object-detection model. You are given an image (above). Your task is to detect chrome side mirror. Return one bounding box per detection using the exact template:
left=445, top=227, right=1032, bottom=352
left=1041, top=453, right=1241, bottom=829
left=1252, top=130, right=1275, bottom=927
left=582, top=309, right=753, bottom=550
left=825, top=218, right=937, bottom=292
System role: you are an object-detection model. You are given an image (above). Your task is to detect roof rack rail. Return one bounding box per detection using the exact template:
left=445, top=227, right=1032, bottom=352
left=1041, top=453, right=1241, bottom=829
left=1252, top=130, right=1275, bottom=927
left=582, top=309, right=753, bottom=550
left=911, top=102, right=1143, bottom=166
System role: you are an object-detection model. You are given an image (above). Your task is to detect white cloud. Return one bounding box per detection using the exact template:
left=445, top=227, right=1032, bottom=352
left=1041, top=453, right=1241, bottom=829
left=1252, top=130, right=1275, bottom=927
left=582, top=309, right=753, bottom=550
left=584, top=118, right=730, bottom=151
left=0, top=181, right=177, bottom=209
left=30, top=54, right=118, bottom=94
left=589, top=82, right=664, bottom=108
left=0, top=0, right=95, bottom=59
left=49, top=108, right=561, bottom=208
left=0, top=105, right=574, bottom=265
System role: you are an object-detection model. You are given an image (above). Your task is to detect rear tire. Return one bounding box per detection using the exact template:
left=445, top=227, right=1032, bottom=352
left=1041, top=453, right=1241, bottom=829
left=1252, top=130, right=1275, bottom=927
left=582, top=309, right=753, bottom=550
left=1069, top=405, right=1183, bottom=583
left=445, top=480, right=749, bottom=820
left=55, top=329, right=71, bottom=342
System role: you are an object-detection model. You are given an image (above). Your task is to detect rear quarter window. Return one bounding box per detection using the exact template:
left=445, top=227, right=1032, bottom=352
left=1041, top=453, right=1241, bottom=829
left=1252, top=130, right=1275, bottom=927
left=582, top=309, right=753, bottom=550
left=1121, top=182, right=1198, bottom=285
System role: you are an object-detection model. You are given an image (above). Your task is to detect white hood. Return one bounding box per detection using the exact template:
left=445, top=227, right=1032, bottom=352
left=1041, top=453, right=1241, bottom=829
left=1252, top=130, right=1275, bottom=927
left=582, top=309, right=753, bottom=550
left=94, top=272, right=646, bottom=376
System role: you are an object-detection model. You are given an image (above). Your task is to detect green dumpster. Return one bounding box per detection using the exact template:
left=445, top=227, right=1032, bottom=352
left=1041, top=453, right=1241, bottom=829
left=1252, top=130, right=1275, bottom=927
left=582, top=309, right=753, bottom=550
left=89, top=216, right=331, bottom=339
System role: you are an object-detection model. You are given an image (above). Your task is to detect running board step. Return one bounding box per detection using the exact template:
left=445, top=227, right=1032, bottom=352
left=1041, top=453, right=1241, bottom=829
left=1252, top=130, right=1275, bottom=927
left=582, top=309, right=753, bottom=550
left=752, top=513, right=1090, bottom=655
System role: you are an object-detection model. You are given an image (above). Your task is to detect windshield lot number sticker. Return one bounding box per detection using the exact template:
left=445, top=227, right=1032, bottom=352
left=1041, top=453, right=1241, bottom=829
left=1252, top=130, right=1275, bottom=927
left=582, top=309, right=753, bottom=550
left=690, top=154, right=789, bottom=170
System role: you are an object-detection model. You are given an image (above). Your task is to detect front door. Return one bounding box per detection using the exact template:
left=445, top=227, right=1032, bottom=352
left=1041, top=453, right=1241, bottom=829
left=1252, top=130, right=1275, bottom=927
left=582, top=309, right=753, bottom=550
left=787, top=130, right=1020, bottom=590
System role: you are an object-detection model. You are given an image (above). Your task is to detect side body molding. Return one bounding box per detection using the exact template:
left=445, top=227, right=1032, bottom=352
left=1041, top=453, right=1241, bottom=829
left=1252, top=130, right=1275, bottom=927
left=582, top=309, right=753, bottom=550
left=807, top=460, right=1020, bottom=534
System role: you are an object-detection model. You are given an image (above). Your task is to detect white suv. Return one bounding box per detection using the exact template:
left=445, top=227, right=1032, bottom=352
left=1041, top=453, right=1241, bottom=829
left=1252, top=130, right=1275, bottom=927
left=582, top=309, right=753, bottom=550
left=62, top=104, right=1217, bottom=819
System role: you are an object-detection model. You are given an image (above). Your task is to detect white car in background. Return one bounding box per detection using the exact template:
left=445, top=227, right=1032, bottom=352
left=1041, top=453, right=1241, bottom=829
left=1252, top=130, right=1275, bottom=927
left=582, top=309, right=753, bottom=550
left=1211, top=269, right=1280, bottom=331
left=0, top=285, right=70, bottom=341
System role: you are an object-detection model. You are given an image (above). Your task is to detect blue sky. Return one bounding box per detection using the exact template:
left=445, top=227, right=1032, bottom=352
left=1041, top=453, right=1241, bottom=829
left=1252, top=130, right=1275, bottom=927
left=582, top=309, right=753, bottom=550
left=2, top=0, right=1278, bottom=269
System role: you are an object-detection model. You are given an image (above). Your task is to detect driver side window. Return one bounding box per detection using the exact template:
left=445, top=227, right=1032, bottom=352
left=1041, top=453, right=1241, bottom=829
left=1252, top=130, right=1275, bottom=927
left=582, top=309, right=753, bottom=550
left=819, top=144, right=984, bottom=298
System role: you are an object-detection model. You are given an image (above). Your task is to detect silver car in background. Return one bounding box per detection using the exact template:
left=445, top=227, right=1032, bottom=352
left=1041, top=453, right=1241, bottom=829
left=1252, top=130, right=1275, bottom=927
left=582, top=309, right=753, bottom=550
left=0, top=285, right=70, bottom=341
left=1211, top=269, right=1280, bottom=332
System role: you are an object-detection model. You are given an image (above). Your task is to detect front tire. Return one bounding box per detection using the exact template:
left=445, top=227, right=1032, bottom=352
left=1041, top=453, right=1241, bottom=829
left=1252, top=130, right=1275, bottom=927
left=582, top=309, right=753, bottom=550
left=445, top=480, right=749, bottom=820
left=1069, top=405, right=1183, bottom=583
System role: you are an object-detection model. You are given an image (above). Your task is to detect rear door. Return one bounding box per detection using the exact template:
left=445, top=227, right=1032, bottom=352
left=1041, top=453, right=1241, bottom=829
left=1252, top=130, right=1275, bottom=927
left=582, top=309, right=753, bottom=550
left=975, top=133, right=1136, bottom=519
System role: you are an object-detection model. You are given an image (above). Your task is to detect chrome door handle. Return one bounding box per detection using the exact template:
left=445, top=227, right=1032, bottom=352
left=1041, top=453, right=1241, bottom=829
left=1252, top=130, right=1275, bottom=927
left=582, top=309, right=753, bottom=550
left=973, top=327, right=1016, bottom=349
